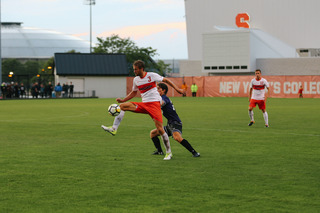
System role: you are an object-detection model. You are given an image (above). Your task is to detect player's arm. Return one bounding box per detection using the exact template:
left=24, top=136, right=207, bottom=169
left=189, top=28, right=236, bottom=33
left=116, top=90, right=138, bottom=103
left=162, top=78, right=185, bottom=95
left=265, top=87, right=269, bottom=102
left=249, top=88, right=253, bottom=101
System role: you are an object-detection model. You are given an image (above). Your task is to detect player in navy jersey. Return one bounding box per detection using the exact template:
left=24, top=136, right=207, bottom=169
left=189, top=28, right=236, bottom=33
left=150, top=83, right=200, bottom=157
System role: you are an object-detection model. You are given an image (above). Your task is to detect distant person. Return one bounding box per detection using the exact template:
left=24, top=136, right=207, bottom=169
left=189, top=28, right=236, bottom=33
left=248, top=69, right=270, bottom=127
left=46, top=82, right=53, bottom=98
left=1, top=82, right=7, bottom=99
left=31, top=83, right=38, bottom=98
left=62, top=82, right=69, bottom=98
left=181, top=82, right=187, bottom=97
left=40, top=84, right=45, bottom=98
left=55, top=83, right=62, bottom=98
left=19, top=83, right=26, bottom=98
left=191, top=83, right=198, bottom=97
left=69, top=82, right=74, bottom=98
left=298, top=86, right=303, bottom=98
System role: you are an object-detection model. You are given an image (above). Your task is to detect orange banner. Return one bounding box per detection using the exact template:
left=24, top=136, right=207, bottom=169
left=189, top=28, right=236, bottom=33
left=126, top=76, right=320, bottom=98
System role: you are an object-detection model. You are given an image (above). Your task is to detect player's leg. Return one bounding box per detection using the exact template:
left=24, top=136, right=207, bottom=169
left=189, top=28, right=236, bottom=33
left=155, top=120, right=172, bottom=160
left=172, top=131, right=200, bottom=157
left=101, top=102, right=136, bottom=135
left=261, top=108, right=269, bottom=127
left=150, top=128, right=163, bottom=155
left=248, top=107, right=255, bottom=126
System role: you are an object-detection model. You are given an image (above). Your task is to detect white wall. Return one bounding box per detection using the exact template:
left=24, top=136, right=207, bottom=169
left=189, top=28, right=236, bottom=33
left=185, top=0, right=320, bottom=60
left=56, top=76, right=127, bottom=98
left=257, top=58, right=320, bottom=76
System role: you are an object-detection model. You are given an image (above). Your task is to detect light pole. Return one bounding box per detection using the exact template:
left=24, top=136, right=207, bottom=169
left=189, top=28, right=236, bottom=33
left=0, top=0, right=2, bottom=97
left=83, top=0, right=95, bottom=53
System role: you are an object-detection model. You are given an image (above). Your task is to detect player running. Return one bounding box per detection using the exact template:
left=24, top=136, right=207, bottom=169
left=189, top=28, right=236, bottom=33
left=248, top=69, right=270, bottom=127
left=101, top=60, right=185, bottom=160
left=150, top=83, right=200, bottom=157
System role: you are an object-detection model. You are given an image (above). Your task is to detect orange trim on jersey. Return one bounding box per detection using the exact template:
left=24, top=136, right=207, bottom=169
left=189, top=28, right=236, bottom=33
left=253, top=85, right=265, bottom=90
left=137, top=82, right=157, bottom=93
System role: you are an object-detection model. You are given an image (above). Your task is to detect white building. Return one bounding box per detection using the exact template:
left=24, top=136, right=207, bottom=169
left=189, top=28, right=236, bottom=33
left=182, top=0, right=320, bottom=76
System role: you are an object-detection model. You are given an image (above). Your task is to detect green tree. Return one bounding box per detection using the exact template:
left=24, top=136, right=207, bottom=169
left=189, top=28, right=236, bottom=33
left=2, top=59, right=25, bottom=83
left=93, top=34, right=171, bottom=76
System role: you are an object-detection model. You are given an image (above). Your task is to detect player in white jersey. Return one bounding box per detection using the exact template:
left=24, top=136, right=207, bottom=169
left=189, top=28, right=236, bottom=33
left=101, top=60, right=185, bottom=160
left=248, top=69, right=270, bottom=127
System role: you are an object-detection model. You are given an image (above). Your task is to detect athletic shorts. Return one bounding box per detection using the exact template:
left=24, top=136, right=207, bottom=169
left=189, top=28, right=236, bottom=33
left=131, top=101, right=162, bottom=122
left=249, top=99, right=266, bottom=110
left=164, top=121, right=183, bottom=137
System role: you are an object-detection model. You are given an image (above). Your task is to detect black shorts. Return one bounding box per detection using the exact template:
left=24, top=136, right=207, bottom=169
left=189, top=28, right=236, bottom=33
left=164, top=121, right=182, bottom=137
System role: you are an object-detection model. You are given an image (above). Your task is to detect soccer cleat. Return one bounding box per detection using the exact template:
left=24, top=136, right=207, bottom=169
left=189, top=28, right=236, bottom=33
left=248, top=121, right=255, bottom=126
left=163, top=153, right=173, bottom=160
left=265, top=125, right=269, bottom=128
left=152, top=150, right=164, bottom=155
left=192, top=152, right=200, bottom=157
left=101, top=125, right=117, bottom=136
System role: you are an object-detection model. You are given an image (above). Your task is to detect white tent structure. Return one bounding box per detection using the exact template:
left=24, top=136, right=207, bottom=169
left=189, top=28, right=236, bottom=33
left=1, top=22, right=91, bottom=60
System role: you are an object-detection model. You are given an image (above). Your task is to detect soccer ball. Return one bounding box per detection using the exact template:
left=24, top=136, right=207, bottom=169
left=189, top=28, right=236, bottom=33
left=108, top=104, right=121, bottom=116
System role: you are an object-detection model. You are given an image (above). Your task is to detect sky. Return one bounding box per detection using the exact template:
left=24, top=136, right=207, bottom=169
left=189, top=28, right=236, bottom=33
left=1, top=0, right=188, bottom=59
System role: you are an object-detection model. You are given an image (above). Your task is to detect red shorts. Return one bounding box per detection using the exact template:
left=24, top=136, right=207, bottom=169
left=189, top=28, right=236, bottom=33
left=249, top=99, right=266, bottom=110
left=131, top=101, right=163, bottom=122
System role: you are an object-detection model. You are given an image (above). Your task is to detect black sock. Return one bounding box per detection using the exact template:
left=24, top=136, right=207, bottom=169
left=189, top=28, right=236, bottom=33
left=180, top=139, right=196, bottom=153
left=152, top=137, right=163, bottom=152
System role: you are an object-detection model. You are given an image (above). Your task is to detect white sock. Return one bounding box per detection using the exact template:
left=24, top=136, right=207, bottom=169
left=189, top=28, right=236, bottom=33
left=161, top=132, right=171, bottom=153
left=112, top=110, right=125, bottom=130
left=263, top=112, right=268, bottom=126
left=248, top=110, right=254, bottom=122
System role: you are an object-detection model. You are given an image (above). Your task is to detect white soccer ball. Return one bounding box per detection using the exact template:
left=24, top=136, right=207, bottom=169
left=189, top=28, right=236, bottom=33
left=108, top=104, right=121, bottom=116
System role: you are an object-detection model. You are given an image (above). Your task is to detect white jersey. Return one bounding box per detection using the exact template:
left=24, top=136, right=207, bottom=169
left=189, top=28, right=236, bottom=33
left=249, top=77, right=269, bottom=100
left=132, top=72, right=163, bottom=103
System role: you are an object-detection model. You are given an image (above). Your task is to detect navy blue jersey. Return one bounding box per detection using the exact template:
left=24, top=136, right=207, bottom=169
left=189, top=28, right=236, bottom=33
left=161, top=95, right=181, bottom=124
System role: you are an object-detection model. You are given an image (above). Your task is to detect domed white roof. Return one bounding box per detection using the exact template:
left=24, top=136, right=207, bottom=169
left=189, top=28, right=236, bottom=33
left=1, top=22, right=91, bottom=59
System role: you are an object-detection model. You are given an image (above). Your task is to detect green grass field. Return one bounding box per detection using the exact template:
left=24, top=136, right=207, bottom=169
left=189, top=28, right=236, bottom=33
left=1, top=97, right=319, bottom=212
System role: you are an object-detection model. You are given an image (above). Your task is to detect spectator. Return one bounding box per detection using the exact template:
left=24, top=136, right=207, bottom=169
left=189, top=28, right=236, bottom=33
left=69, top=82, right=74, bottom=98
left=55, top=83, right=62, bottom=98
left=46, top=82, right=53, bottom=98
left=31, top=83, right=38, bottom=98
left=14, top=82, right=20, bottom=98
left=62, top=82, right=69, bottom=98
left=181, top=82, right=187, bottom=97
left=191, top=83, right=198, bottom=97
left=20, top=83, right=26, bottom=98
left=40, top=84, right=45, bottom=98
left=1, top=82, right=7, bottom=99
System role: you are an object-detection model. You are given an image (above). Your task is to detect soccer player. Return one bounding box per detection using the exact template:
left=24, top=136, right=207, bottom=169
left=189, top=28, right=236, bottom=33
left=248, top=69, right=270, bottom=127
left=101, top=60, right=185, bottom=160
left=150, top=83, right=200, bottom=157
left=298, top=85, right=303, bottom=98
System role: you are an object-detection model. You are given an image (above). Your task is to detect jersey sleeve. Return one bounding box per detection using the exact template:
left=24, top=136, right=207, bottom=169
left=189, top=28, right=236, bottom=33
left=249, top=79, right=254, bottom=89
left=151, top=72, right=164, bottom=82
left=132, top=77, right=138, bottom=91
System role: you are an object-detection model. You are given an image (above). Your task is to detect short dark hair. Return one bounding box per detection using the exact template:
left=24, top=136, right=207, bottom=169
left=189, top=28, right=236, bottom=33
left=255, top=69, right=261, bottom=73
left=133, top=60, right=145, bottom=70
left=157, top=83, right=168, bottom=95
